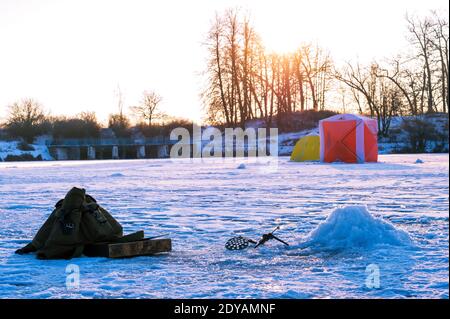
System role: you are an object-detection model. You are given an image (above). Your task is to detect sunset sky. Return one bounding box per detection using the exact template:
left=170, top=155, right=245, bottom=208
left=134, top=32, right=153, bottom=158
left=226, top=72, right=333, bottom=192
left=0, top=0, right=448, bottom=124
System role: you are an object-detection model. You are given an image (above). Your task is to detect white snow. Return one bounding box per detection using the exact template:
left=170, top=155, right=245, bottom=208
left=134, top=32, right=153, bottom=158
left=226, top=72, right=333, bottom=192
left=301, top=206, right=412, bottom=251
left=0, top=141, right=53, bottom=161
left=0, top=154, right=448, bottom=298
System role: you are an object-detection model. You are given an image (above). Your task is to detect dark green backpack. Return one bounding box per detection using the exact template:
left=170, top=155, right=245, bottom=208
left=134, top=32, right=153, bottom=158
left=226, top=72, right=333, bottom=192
left=17, top=187, right=124, bottom=259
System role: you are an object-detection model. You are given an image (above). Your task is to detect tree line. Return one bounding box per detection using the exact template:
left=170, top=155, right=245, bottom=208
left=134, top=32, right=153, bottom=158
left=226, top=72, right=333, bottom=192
left=202, top=9, right=449, bottom=136
left=0, top=90, right=191, bottom=143
left=203, top=9, right=332, bottom=128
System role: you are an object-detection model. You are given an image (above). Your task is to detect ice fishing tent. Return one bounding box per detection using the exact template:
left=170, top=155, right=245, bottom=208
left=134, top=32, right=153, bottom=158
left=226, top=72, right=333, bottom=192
left=319, top=114, right=378, bottom=163
left=290, top=135, right=320, bottom=162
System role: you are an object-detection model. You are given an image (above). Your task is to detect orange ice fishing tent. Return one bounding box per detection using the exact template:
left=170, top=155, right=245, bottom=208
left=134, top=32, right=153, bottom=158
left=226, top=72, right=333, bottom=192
left=319, top=114, right=378, bottom=163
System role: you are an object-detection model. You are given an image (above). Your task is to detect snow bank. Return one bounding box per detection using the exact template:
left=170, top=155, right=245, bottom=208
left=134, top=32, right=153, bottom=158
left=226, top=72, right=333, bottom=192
left=110, top=172, right=125, bottom=177
left=0, top=141, right=53, bottom=161
left=302, top=206, right=412, bottom=251
left=237, top=163, right=246, bottom=169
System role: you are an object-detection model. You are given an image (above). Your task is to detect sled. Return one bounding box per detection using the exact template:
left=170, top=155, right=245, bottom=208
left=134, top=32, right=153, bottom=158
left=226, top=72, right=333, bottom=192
left=83, top=237, right=172, bottom=258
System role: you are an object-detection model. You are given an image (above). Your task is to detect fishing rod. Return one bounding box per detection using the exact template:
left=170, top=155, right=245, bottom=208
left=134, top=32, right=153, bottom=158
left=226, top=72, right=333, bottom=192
left=225, top=226, right=289, bottom=250
left=148, top=233, right=170, bottom=240
left=254, top=226, right=289, bottom=248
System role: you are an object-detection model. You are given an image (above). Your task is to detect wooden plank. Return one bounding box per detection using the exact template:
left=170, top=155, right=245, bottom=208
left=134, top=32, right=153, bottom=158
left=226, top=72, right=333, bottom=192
left=82, top=231, right=145, bottom=256
left=113, top=230, right=145, bottom=243
left=108, top=239, right=171, bottom=258
left=83, top=238, right=171, bottom=258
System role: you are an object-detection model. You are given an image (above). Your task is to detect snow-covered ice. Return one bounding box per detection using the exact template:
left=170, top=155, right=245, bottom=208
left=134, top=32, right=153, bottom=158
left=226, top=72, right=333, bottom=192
left=0, top=154, right=448, bottom=298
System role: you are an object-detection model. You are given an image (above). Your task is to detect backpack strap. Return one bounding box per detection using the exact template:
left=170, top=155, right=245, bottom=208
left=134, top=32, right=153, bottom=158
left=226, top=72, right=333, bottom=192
left=55, top=199, right=64, bottom=208
left=85, top=194, right=97, bottom=203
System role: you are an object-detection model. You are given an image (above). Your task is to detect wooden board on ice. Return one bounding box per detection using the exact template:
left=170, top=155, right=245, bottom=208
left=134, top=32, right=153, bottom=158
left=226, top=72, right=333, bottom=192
left=83, top=238, right=172, bottom=258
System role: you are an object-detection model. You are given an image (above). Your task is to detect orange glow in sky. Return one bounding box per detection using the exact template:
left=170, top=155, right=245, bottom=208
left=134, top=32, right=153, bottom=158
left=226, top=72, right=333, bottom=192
left=0, top=0, right=448, bottom=123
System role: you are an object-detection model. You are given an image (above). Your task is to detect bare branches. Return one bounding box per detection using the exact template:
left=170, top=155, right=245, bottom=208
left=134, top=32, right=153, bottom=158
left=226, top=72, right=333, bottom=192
left=5, top=98, right=50, bottom=142
left=406, top=13, right=438, bottom=113
left=6, top=98, right=46, bottom=127
left=334, top=63, right=400, bottom=136
left=130, top=91, right=164, bottom=126
left=202, top=10, right=335, bottom=127
left=333, top=11, right=449, bottom=137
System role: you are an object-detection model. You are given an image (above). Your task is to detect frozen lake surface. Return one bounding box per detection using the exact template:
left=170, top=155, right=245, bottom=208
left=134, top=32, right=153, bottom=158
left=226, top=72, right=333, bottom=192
left=0, top=154, right=448, bottom=298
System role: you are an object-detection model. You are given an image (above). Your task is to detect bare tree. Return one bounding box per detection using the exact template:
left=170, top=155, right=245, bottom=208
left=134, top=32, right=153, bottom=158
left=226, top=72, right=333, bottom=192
left=114, top=84, right=125, bottom=117
left=406, top=14, right=436, bottom=113
left=5, top=98, right=50, bottom=143
left=334, top=63, right=399, bottom=136
left=335, top=63, right=376, bottom=115
left=202, top=9, right=264, bottom=126
left=292, top=50, right=306, bottom=111
left=203, top=9, right=338, bottom=128
left=299, top=45, right=332, bottom=111
left=430, top=11, right=449, bottom=112
left=131, top=91, right=163, bottom=126
left=109, top=84, right=131, bottom=137
left=78, top=111, right=99, bottom=124
left=225, top=8, right=243, bottom=126
left=108, top=113, right=131, bottom=137
left=202, top=13, right=230, bottom=125
left=377, top=59, right=419, bottom=115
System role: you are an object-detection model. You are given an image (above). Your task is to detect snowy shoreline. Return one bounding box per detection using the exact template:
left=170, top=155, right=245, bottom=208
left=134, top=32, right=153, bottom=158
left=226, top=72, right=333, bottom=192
left=1, top=114, right=448, bottom=161
left=0, top=136, right=448, bottom=162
